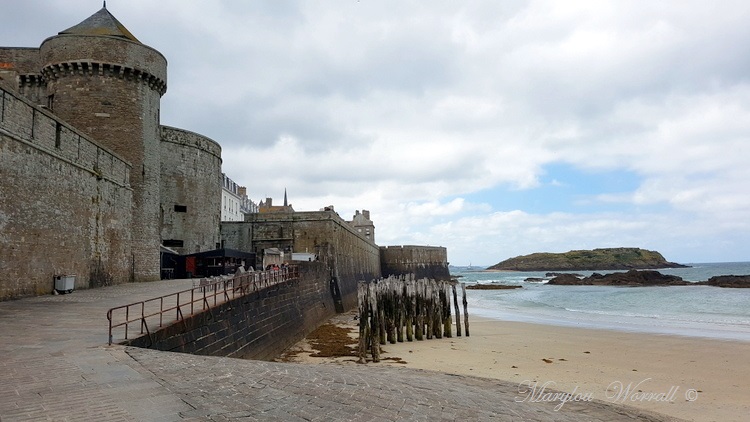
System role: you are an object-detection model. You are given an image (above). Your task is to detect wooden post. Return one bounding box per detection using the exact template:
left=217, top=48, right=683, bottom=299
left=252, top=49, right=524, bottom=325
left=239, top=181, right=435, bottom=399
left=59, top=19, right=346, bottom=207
left=462, top=282, right=469, bottom=337
left=406, top=278, right=414, bottom=341
left=434, top=281, right=439, bottom=337
left=414, top=279, right=424, bottom=341
left=423, top=280, right=433, bottom=340
left=442, top=282, right=452, bottom=338
left=387, top=281, right=397, bottom=344
left=395, top=282, right=404, bottom=342
left=357, top=282, right=368, bottom=363
left=369, top=282, right=380, bottom=362
left=378, top=294, right=387, bottom=346
left=452, top=283, right=461, bottom=337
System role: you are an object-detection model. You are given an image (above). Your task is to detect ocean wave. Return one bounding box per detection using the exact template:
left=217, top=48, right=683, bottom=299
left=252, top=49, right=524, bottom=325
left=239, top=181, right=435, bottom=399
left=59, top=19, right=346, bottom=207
left=564, top=308, right=663, bottom=319
left=563, top=308, right=750, bottom=326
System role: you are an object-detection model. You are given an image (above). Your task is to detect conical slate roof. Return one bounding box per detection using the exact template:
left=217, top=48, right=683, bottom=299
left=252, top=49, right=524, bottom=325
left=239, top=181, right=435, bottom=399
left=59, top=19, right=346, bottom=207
left=58, top=5, right=141, bottom=43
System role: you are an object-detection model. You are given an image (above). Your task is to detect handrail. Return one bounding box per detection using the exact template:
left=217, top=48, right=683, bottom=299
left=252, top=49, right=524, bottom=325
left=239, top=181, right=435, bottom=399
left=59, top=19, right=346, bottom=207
left=106, top=266, right=300, bottom=345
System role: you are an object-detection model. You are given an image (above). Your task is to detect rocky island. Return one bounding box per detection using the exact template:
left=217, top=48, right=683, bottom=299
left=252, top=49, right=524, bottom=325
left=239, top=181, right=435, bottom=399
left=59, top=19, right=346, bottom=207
left=488, top=248, right=688, bottom=271
left=547, top=270, right=689, bottom=286
left=546, top=271, right=750, bottom=287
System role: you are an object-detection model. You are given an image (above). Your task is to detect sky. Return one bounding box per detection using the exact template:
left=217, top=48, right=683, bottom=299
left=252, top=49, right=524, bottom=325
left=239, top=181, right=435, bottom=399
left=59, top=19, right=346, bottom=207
left=2, top=1, right=749, bottom=266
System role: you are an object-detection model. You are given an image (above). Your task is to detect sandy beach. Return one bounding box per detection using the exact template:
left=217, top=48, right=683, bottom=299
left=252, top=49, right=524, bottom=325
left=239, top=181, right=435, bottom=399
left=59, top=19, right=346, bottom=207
left=280, top=313, right=750, bottom=422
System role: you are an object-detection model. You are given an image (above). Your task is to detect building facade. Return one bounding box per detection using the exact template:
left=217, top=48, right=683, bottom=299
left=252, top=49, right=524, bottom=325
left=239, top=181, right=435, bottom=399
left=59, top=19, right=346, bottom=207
left=221, top=173, right=244, bottom=222
left=237, top=186, right=259, bottom=215
left=349, top=210, right=375, bottom=242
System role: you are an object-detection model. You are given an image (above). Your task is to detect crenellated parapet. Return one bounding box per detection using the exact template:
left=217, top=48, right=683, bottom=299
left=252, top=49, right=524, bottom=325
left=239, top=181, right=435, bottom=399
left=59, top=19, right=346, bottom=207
left=18, top=73, right=44, bottom=88
left=40, top=61, right=166, bottom=96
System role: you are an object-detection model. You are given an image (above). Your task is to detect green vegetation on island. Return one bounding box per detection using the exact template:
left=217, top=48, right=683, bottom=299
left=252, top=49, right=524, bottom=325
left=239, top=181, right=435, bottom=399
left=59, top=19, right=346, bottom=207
left=488, top=248, right=688, bottom=271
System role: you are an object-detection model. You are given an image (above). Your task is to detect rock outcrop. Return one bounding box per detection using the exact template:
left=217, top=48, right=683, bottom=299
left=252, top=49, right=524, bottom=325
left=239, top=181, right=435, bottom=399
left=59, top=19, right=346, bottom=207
left=466, top=284, right=523, bottom=290
left=488, top=248, right=688, bottom=271
left=547, top=270, right=689, bottom=286
left=702, top=275, right=750, bottom=288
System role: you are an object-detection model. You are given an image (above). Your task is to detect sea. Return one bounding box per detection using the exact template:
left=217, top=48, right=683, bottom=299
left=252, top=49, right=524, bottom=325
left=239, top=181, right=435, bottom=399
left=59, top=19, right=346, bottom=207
left=451, top=262, right=750, bottom=342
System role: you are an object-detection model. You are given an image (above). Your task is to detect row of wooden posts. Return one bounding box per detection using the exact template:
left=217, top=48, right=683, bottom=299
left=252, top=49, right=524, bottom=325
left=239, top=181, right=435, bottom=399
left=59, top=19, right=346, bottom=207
left=357, top=275, right=469, bottom=363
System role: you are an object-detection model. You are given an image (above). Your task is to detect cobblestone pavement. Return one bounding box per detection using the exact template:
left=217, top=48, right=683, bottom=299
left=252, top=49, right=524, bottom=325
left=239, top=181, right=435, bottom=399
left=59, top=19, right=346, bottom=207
left=0, top=281, right=684, bottom=421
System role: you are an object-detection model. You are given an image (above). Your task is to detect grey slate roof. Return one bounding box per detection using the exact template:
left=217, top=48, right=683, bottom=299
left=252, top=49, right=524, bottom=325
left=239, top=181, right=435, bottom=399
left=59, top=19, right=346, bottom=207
left=58, top=6, right=141, bottom=43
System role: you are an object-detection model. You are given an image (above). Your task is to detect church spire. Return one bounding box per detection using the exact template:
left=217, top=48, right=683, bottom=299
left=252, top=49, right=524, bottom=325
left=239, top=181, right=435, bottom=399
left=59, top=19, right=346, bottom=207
left=103, top=1, right=107, bottom=8
left=283, top=188, right=288, bottom=207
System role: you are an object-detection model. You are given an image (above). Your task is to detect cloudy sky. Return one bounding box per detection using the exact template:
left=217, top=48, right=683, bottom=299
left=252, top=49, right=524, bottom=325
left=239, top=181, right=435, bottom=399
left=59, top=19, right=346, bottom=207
left=3, top=1, right=749, bottom=265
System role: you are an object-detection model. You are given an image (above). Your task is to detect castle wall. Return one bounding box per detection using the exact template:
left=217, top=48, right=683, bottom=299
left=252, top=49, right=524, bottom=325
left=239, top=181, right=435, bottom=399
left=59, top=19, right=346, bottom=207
left=222, top=211, right=381, bottom=310
left=160, top=126, right=222, bottom=254
left=220, top=222, right=253, bottom=253
left=0, top=48, right=41, bottom=75
left=0, top=47, right=45, bottom=104
left=380, top=245, right=451, bottom=281
left=126, top=262, right=335, bottom=360
left=40, top=35, right=167, bottom=282
left=0, top=85, right=133, bottom=300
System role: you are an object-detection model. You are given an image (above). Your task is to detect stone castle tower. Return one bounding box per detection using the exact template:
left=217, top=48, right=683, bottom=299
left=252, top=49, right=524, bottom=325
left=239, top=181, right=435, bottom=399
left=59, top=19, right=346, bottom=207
left=40, top=6, right=167, bottom=282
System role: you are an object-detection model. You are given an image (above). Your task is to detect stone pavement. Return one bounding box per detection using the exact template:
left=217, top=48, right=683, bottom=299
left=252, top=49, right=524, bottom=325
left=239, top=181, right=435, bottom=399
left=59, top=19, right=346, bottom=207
left=0, top=280, right=684, bottom=421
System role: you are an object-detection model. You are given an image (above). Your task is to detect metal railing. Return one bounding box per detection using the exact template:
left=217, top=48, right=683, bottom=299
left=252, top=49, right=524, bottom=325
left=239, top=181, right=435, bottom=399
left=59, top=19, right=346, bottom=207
left=106, top=266, right=300, bottom=345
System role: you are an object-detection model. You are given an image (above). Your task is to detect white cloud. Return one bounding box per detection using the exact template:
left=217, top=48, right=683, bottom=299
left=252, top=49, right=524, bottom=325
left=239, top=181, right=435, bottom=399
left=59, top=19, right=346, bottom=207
left=4, top=0, right=749, bottom=265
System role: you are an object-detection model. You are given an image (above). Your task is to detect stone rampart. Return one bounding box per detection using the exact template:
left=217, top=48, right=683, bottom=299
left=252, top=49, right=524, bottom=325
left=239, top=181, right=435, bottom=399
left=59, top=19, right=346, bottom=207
left=160, top=126, right=222, bottom=254
left=126, top=262, right=336, bottom=360
left=380, top=245, right=451, bottom=281
left=0, top=86, right=133, bottom=300
left=0, top=47, right=45, bottom=104
left=0, top=48, right=41, bottom=75
left=223, top=211, right=381, bottom=310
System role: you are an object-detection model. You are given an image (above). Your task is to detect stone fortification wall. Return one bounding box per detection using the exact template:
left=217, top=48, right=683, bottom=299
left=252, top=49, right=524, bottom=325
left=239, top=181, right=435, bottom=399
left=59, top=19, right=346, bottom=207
left=40, top=34, right=167, bottom=282
left=160, top=126, right=222, bottom=254
left=0, top=85, right=133, bottom=300
left=0, top=48, right=45, bottom=104
left=0, top=48, right=41, bottom=75
left=380, top=245, right=451, bottom=281
left=222, top=211, right=381, bottom=310
left=220, top=221, right=253, bottom=253
left=127, top=262, right=336, bottom=360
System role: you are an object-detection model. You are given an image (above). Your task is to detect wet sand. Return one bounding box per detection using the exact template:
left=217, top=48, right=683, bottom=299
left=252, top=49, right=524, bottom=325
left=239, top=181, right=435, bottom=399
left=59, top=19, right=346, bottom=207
left=279, top=312, right=750, bottom=422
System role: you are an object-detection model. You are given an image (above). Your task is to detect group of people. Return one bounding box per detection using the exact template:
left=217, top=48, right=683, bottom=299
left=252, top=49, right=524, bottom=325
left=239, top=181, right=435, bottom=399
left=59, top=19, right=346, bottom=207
left=264, top=263, right=289, bottom=272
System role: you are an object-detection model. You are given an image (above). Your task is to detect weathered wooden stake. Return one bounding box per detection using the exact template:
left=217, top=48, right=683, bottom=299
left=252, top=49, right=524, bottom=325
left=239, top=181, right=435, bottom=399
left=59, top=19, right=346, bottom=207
left=461, top=282, right=469, bottom=337
left=357, top=282, right=368, bottom=363
left=452, top=283, right=461, bottom=337
left=405, top=278, right=414, bottom=341
left=414, top=283, right=424, bottom=341
left=396, top=283, right=404, bottom=342
left=369, top=283, right=380, bottom=361
left=433, top=283, right=440, bottom=338
left=442, top=283, right=452, bottom=338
